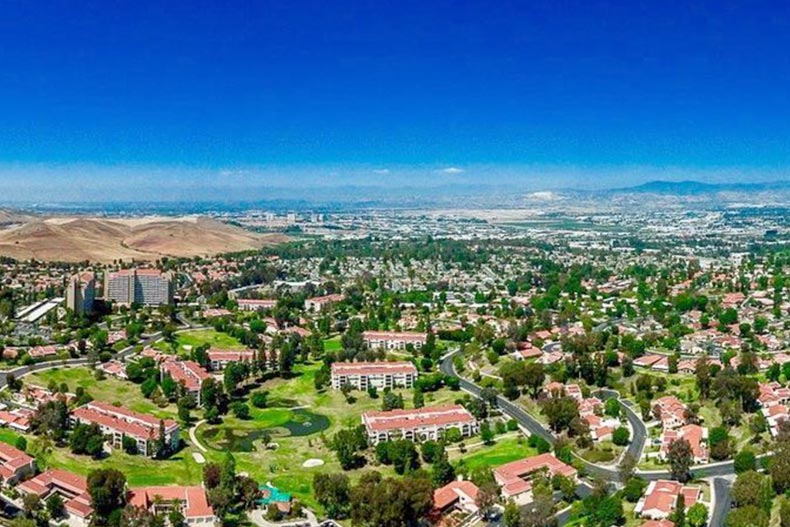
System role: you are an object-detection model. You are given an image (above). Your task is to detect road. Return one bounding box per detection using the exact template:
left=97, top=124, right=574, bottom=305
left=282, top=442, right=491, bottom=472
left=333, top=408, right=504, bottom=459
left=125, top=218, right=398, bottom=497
left=440, top=351, right=749, bottom=526
left=710, top=477, right=732, bottom=527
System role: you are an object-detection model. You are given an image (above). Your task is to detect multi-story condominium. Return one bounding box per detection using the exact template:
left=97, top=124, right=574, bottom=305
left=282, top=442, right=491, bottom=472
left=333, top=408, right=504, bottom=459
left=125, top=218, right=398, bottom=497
left=104, top=269, right=174, bottom=306
left=161, top=360, right=210, bottom=405
left=494, top=453, right=577, bottom=505
left=362, top=405, right=477, bottom=444
left=71, top=401, right=179, bottom=457
left=129, top=486, right=217, bottom=527
left=237, top=299, right=277, bottom=311
left=362, top=331, right=427, bottom=350
left=0, top=441, right=36, bottom=484
left=304, top=293, right=344, bottom=313
left=207, top=349, right=255, bottom=371
left=65, top=272, right=95, bottom=316
left=331, top=361, right=418, bottom=390
left=19, top=469, right=94, bottom=523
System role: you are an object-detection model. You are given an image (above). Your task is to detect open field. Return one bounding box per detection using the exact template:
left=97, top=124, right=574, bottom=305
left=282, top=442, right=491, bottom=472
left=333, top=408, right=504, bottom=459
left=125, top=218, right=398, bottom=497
left=24, top=366, right=178, bottom=419
left=450, top=435, right=536, bottom=472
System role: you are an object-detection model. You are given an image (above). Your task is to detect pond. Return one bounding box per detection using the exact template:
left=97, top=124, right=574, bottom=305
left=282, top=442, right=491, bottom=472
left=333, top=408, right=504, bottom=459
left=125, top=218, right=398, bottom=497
left=201, top=409, right=330, bottom=452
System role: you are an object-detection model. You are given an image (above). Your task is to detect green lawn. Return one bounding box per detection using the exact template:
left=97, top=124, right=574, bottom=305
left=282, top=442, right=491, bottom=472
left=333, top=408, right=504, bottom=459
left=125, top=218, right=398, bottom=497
left=175, top=329, right=245, bottom=352
left=451, top=436, right=536, bottom=472
left=323, top=336, right=342, bottom=352
left=24, top=366, right=178, bottom=420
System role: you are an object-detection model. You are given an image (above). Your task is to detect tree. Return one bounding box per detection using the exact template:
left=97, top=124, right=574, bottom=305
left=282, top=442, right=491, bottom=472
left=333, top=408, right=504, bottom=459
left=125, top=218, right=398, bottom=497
left=382, top=391, right=405, bottom=411
left=604, top=398, right=621, bottom=418
left=524, top=362, right=546, bottom=397
left=612, top=427, right=630, bottom=446
left=522, top=495, right=559, bottom=527
left=231, top=402, right=250, bottom=419
left=46, top=493, right=65, bottom=519
left=623, top=477, right=647, bottom=502
left=709, top=426, right=732, bottom=461
left=726, top=505, right=768, bottom=527
left=695, top=356, right=712, bottom=399
left=687, top=503, right=708, bottom=527
left=732, top=471, right=772, bottom=511
left=30, top=400, right=69, bottom=442
left=780, top=497, right=790, bottom=527
left=772, top=423, right=790, bottom=493
left=668, top=438, right=693, bottom=483
left=733, top=449, right=756, bottom=474
left=541, top=396, right=580, bottom=433
left=349, top=472, right=433, bottom=527
left=476, top=482, right=499, bottom=519
left=503, top=499, right=521, bottom=527
left=313, top=473, right=350, bottom=519
left=480, top=422, right=495, bottom=445
left=88, top=468, right=127, bottom=525
left=69, top=423, right=105, bottom=458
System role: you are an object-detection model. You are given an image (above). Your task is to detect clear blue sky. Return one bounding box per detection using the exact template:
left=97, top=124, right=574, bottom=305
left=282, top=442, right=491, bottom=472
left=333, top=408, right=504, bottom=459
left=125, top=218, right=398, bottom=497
left=2, top=0, right=790, bottom=200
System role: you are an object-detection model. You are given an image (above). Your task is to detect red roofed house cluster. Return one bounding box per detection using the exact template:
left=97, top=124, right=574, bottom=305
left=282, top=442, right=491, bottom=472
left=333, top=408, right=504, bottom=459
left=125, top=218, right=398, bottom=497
left=128, top=486, right=217, bottom=527
left=759, top=381, right=790, bottom=436
left=18, top=469, right=94, bottom=523
left=362, top=405, right=478, bottom=444
left=432, top=480, right=480, bottom=517
left=493, top=453, right=577, bottom=505
left=652, top=396, right=687, bottom=429
left=0, top=441, right=36, bottom=485
left=634, top=480, right=702, bottom=519
left=659, top=424, right=709, bottom=464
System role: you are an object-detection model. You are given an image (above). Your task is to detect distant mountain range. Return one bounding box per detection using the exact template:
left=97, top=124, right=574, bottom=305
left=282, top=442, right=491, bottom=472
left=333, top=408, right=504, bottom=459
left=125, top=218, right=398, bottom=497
left=612, top=180, right=790, bottom=195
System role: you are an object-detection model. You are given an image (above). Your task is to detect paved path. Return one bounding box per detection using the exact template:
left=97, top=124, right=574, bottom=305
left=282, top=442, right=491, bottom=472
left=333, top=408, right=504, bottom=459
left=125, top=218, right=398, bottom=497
left=189, top=419, right=208, bottom=453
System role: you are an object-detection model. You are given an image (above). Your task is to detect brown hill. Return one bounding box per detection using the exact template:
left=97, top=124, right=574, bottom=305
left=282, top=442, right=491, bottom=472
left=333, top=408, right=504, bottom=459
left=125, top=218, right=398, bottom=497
left=0, top=216, right=285, bottom=263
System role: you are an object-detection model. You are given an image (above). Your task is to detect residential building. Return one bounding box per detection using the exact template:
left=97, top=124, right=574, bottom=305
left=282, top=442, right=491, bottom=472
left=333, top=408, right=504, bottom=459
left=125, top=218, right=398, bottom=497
left=237, top=299, right=276, bottom=311
left=494, top=453, right=577, bottom=505
left=71, top=401, right=179, bottom=457
left=129, top=486, right=217, bottom=527
left=659, top=424, right=709, bottom=463
left=635, top=480, right=701, bottom=519
left=362, top=405, right=477, bottom=444
left=207, top=349, right=255, bottom=371
left=104, top=269, right=174, bottom=306
left=433, top=480, right=480, bottom=516
left=652, top=396, right=687, bottom=429
left=0, top=441, right=36, bottom=484
left=304, top=293, right=344, bottom=313
left=362, top=331, right=427, bottom=350
left=65, top=272, right=96, bottom=316
left=18, top=469, right=93, bottom=522
left=161, top=360, right=210, bottom=405
left=331, top=361, right=418, bottom=390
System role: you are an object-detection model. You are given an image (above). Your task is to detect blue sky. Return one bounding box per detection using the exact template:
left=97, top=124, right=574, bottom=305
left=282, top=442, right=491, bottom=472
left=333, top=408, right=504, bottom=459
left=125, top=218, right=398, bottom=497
left=2, top=1, right=790, bottom=200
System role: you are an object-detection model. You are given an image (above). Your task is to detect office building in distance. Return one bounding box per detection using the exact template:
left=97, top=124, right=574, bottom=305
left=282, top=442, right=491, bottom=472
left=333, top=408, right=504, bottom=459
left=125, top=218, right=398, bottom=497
left=65, top=272, right=96, bottom=316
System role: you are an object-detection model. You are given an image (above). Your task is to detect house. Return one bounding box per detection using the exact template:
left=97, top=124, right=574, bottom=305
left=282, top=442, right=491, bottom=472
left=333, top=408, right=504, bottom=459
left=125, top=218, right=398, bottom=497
left=0, top=409, right=32, bottom=432
left=493, top=453, right=577, bottom=505
left=362, top=405, right=478, bottom=444
left=433, top=480, right=480, bottom=515
left=362, top=331, right=428, bottom=350
left=331, top=361, right=418, bottom=390
left=128, top=486, right=217, bottom=527
left=0, top=441, right=36, bottom=485
left=512, top=343, right=543, bottom=361
left=161, top=360, right=210, bottom=405
left=97, top=360, right=128, bottom=380
left=18, top=469, right=93, bottom=522
left=634, top=354, right=664, bottom=369
left=659, top=424, right=708, bottom=463
left=202, top=308, right=232, bottom=319
left=652, top=396, right=687, bottom=429
left=635, top=480, right=701, bottom=519
left=640, top=520, right=675, bottom=527
left=71, top=401, right=180, bottom=457
left=28, top=345, right=59, bottom=359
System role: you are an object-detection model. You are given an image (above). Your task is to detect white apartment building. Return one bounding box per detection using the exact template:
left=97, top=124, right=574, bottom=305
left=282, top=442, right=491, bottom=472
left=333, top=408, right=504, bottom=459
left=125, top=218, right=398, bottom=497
left=363, top=331, right=427, bottom=350
left=104, top=269, right=174, bottom=305
left=331, top=361, right=418, bottom=390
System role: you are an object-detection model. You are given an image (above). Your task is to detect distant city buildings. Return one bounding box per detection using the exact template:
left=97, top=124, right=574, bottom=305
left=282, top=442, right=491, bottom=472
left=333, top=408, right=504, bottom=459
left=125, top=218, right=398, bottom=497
left=104, top=269, right=174, bottom=305
left=65, top=272, right=95, bottom=316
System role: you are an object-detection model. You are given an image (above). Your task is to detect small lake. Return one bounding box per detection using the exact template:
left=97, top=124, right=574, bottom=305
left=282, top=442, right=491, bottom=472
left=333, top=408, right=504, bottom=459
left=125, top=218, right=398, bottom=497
left=201, top=408, right=330, bottom=452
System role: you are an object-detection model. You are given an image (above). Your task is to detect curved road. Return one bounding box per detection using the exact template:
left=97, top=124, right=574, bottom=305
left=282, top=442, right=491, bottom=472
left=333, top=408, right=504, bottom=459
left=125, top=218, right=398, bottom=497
left=440, top=352, right=748, bottom=526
